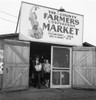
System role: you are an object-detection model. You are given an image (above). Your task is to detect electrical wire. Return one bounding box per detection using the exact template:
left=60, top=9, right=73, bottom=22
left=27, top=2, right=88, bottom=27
left=0, top=10, right=17, bottom=18
left=0, top=17, right=17, bottom=23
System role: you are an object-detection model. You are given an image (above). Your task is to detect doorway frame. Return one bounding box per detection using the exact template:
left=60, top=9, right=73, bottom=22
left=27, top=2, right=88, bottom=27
left=50, top=46, right=72, bottom=88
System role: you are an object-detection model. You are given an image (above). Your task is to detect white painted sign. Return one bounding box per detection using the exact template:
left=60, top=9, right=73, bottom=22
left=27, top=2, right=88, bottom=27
left=19, top=2, right=84, bottom=46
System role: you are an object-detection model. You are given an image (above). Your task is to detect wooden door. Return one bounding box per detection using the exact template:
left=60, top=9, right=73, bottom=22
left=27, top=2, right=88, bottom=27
left=50, top=46, right=72, bottom=88
left=72, top=47, right=96, bottom=88
left=2, top=40, right=30, bottom=91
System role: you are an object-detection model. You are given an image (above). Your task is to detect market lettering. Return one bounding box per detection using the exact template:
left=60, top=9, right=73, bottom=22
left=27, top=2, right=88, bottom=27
left=43, top=23, right=79, bottom=35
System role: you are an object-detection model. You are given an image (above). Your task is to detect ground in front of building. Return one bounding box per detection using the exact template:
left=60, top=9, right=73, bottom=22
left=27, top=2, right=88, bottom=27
left=0, top=88, right=96, bottom=100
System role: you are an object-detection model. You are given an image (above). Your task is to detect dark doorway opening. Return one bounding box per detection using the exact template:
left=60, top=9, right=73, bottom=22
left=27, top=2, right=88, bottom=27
left=29, top=42, right=51, bottom=88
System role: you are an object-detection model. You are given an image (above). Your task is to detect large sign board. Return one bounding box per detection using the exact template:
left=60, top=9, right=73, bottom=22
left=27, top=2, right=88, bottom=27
left=19, top=2, right=84, bottom=46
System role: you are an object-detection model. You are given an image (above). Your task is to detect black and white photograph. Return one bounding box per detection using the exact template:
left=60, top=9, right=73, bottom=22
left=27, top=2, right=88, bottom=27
left=0, top=0, right=96, bottom=100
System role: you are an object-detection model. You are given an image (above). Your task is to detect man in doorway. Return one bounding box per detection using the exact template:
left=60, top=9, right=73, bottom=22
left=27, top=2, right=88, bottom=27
left=43, top=59, right=51, bottom=87
left=34, top=56, right=42, bottom=89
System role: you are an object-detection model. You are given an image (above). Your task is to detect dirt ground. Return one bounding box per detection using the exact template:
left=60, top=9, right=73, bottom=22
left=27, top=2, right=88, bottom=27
left=0, top=88, right=96, bottom=100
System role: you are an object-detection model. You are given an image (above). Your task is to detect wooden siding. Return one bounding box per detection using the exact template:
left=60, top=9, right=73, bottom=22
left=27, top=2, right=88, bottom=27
left=2, top=40, right=30, bottom=91
left=0, top=41, right=4, bottom=90
left=0, top=74, right=3, bottom=90
left=72, top=47, right=96, bottom=88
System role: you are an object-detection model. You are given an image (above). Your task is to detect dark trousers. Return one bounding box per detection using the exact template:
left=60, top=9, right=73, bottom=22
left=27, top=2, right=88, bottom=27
left=34, top=71, right=41, bottom=88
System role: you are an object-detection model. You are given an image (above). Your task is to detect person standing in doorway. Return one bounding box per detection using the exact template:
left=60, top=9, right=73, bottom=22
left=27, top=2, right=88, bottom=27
left=43, top=59, right=51, bottom=88
left=34, top=56, right=42, bottom=89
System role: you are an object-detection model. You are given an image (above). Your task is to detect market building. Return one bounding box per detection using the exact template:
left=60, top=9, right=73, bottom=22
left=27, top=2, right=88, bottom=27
left=0, top=1, right=96, bottom=92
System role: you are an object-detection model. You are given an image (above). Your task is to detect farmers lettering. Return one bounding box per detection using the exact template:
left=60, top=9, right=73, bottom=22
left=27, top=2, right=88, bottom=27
left=43, top=10, right=80, bottom=40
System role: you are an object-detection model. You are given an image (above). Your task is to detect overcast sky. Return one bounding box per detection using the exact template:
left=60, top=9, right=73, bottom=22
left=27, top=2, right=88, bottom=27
left=0, top=0, right=96, bottom=45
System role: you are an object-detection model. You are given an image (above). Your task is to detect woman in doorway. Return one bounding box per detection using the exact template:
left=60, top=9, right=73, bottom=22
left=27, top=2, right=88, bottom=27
left=34, top=55, right=42, bottom=89
left=43, top=59, right=51, bottom=88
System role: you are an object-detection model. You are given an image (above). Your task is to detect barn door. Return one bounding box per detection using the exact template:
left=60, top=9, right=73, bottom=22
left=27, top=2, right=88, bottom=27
left=73, top=47, right=96, bottom=88
left=2, top=40, right=30, bottom=91
left=50, top=46, right=72, bottom=88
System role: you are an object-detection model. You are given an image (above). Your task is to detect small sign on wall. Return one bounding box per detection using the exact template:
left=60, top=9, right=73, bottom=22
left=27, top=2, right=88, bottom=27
left=0, top=50, right=3, bottom=74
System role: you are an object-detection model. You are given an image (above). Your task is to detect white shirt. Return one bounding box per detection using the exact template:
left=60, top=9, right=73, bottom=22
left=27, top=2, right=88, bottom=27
left=44, top=63, right=51, bottom=73
left=35, top=64, right=42, bottom=71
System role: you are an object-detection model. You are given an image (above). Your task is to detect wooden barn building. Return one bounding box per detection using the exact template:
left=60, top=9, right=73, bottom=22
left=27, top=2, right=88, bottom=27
left=0, top=33, right=95, bottom=92
left=0, top=2, right=96, bottom=92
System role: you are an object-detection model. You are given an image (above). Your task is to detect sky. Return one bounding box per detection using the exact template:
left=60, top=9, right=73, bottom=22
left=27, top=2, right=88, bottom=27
left=0, top=0, right=96, bottom=45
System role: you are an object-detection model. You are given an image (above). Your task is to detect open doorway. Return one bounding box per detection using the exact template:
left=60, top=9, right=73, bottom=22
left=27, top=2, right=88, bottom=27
left=29, top=42, right=51, bottom=88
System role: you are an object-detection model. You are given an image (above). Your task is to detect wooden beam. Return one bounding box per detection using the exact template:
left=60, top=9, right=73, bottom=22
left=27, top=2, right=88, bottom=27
left=8, top=67, right=28, bottom=88
left=9, top=45, right=28, bottom=64
left=73, top=51, right=92, bottom=68
left=74, top=68, right=92, bottom=86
